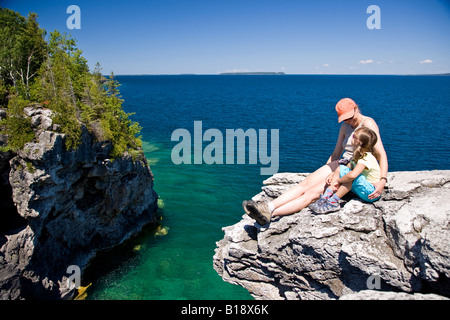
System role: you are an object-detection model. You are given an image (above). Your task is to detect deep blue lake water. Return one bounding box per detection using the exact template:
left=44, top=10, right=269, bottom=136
left=88, top=75, right=450, bottom=300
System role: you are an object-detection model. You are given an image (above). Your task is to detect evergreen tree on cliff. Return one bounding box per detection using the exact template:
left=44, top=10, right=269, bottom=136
left=0, top=8, right=142, bottom=158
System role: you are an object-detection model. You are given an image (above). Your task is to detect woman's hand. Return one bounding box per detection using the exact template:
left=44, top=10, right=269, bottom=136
left=369, top=179, right=386, bottom=199
left=331, top=181, right=340, bottom=192
left=325, top=173, right=334, bottom=185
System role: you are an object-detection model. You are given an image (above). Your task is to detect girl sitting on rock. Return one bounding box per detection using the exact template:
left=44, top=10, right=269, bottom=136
left=309, top=127, right=382, bottom=214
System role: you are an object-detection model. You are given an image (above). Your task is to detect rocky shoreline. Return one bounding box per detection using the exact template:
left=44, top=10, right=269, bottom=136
left=214, top=170, right=450, bottom=300
left=0, top=106, right=158, bottom=299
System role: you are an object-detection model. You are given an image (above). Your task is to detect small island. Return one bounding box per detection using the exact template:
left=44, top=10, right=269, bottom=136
left=219, top=72, right=286, bottom=75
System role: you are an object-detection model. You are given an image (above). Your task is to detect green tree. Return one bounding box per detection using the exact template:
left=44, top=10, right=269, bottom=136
left=107, top=71, right=120, bottom=97
left=1, top=9, right=143, bottom=159
left=0, top=94, right=35, bottom=151
left=0, top=8, right=26, bottom=91
left=34, top=30, right=92, bottom=149
left=0, top=9, right=46, bottom=100
left=19, top=12, right=47, bottom=98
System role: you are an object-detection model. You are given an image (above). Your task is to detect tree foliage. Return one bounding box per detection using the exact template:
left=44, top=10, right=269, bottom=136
left=0, top=94, right=34, bottom=152
left=0, top=8, right=142, bottom=157
left=0, top=8, right=47, bottom=99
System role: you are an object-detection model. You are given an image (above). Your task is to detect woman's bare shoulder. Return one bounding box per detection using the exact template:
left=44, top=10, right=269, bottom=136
left=362, top=116, right=380, bottom=131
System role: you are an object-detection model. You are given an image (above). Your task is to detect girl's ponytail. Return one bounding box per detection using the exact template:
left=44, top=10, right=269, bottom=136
left=353, top=127, right=380, bottom=162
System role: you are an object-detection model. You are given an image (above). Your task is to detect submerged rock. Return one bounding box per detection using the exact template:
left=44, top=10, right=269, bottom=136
left=0, top=108, right=158, bottom=299
left=213, top=170, right=450, bottom=300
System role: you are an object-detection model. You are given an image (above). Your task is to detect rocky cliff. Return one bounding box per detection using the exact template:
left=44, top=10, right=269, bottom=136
left=0, top=106, right=158, bottom=299
left=214, top=170, right=450, bottom=300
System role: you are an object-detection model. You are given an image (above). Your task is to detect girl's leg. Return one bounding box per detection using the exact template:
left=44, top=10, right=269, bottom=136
left=335, top=182, right=352, bottom=198
left=272, top=179, right=326, bottom=216
left=347, top=175, right=380, bottom=203
left=270, top=163, right=333, bottom=210
left=334, top=165, right=352, bottom=198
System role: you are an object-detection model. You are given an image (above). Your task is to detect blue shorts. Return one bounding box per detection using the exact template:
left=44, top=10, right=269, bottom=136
left=339, top=165, right=380, bottom=203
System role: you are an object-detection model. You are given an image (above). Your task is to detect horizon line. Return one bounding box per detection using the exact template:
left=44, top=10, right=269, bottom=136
left=109, top=73, right=450, bottom=76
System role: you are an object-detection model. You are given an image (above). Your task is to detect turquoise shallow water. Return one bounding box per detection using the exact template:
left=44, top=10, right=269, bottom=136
left=87, top=75, right=450, bottom=300
left=88, top=139, right=257, bottom=299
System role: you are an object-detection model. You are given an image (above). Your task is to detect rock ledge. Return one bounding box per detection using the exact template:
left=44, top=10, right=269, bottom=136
left=213, top=170, right=450, bottom=300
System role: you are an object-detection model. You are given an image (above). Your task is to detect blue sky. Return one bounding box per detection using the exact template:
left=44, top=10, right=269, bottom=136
left=3, top=0, right=450, bottom=74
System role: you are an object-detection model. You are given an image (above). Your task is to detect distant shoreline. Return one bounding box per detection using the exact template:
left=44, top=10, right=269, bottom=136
left=219, top=72, right=286, bottom=75
left=113, top=73, right=450, bottom=76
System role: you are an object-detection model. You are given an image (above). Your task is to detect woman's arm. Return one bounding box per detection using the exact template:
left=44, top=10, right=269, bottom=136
left=326, top=125, right=346, bottom=164
left=363, top=118, right=388, bottom=198
left=329, top=167, right=342, bottom=191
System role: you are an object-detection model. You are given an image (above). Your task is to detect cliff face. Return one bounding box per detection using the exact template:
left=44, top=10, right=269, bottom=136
left=214, top=170, right=450, bottom=300
left=0, top=106, right=158, bottom=299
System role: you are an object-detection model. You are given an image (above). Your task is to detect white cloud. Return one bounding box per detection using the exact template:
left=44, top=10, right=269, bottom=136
left=419, top=59, right=433, bottom=64
left=322, top=64, right=329, bottom=67
left=359, top=59, right=374, bottom=65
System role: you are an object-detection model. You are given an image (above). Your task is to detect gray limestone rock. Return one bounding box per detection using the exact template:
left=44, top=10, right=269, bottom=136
left=213, top=170, right=450, bottom=300
left=0, top=107, right=158, bottom=299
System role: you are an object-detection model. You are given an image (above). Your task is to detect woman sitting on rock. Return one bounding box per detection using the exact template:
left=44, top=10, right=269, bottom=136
left=243, top=98, right=388, bottom=225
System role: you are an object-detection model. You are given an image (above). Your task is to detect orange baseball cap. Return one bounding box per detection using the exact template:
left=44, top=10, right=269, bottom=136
left=336, top=98, right=357, bottom=123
